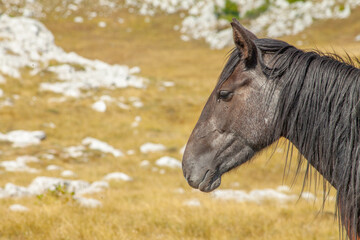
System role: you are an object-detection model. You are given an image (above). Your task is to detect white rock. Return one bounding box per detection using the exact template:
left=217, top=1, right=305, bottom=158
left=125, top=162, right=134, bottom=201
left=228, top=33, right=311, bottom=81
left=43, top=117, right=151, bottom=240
left=1, top=156, right=39, bottom=173
left=212, top=189, right=297, bottom=204
left=103, top=172, right=133, bottom=181
left=9, top=204, right=29, bottom=212
left=132, top=101, right=143, bottom=108
left=355, top=34, right=360, bottom=42
left=0, top=130, right=46, bottom=148
left=77, top=181, right=109, bottom=195
left=0, top=15, right=147, bottom=98
left=118, top=102, right=130, bottom=110
left=99, top=95, right=114, bottom=102
left=301, top=191, right=316, bottom=201
left=0, top=177, right=88, bottom=199
left=74, top=16, right=83, bottom=23
left=183, top=198, right=201, bottom=207
left=155, top=156, right=181, bottom=168
left=98, top=21, right=107, bottom=28
left=75, top=197, right=102, bottom=208
left=61, top=170, right=76, bottom=177
left=162, top=81, right=175, bottom=87
left=140, top=160, right=150, bottom=167
left=276, top=185, right=291, bottom=192
left=27, top=176, right=90, bottom=195
left=92, top=100, right=107, bottom=112
left=174, top=188, right=185, bottom=194
left=64, top=145, right=85, bottom=158
left=82, top=137, right=123, bottom=157
left=46, top=165, right=62, bottom=171
left=126, top=149, right=135, bottom=155
left=140, top=142, right=166, bottom=153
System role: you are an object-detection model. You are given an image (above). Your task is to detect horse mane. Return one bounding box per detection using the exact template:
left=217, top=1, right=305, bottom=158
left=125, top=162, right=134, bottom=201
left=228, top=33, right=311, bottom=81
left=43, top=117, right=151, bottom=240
left=258, top=38, right=360, bottom=239
left=219, top=38, right=360, bottom=239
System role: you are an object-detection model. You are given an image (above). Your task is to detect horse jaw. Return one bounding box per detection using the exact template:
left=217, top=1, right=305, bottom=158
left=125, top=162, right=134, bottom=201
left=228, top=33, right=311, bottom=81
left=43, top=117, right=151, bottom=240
left=182, top=131, right=256, bottom=192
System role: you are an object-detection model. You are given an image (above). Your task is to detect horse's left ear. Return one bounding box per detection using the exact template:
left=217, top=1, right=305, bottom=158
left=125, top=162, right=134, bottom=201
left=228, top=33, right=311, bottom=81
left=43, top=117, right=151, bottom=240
left=231, top=19, right=257, bottom=66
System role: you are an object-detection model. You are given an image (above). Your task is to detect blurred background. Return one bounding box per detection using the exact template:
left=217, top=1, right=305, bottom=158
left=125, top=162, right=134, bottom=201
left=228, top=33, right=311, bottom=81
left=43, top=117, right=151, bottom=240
left=0, top=0, right=359, bottom=239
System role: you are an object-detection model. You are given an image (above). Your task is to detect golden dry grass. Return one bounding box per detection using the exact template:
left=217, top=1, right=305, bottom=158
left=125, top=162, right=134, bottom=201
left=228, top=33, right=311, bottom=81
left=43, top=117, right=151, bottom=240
left=0, top=2, right=359, bottom=239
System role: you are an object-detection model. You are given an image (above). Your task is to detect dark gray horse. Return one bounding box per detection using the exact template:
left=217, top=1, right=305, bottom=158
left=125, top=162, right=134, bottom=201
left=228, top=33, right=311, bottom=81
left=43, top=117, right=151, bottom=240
left=182, top=19, right=360, bottom=239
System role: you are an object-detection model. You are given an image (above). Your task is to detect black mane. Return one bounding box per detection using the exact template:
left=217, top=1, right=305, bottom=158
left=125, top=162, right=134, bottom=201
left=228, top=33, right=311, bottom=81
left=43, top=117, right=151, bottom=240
left=220, top=38, right=360, bottom=238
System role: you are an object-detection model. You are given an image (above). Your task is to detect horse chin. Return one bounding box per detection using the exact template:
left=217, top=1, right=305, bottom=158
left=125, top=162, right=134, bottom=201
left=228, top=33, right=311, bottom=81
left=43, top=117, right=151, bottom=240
left=198, top=177, right=221, bottom=192
left=197, top=170, right=222, bottom=192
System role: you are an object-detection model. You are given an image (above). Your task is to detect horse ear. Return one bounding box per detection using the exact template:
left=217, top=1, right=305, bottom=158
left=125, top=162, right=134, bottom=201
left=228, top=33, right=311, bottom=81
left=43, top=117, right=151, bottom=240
left=230, top=19, right=257, bottom=66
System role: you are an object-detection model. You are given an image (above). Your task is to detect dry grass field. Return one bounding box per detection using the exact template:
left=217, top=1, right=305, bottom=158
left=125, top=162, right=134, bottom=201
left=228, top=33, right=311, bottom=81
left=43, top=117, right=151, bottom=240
left=0, top=1, right=359, bottom=239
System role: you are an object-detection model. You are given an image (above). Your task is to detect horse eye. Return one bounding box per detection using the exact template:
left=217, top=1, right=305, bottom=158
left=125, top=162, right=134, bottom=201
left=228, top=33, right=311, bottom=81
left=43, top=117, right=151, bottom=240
left=218, top=90, right=233, bottom=101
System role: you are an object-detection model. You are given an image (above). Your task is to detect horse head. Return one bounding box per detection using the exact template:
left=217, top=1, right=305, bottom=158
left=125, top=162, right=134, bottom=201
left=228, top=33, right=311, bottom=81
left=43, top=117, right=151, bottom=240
left=182, top=19, right=279, bottom=192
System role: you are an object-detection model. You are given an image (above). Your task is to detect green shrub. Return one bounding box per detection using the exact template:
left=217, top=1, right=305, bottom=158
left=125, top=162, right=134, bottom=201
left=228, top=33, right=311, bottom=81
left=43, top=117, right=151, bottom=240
left=215, top=0, right=239, bottom=22
left=287, top=0, right=305, bottom=3
left=244, top=0, right=270, bottom=19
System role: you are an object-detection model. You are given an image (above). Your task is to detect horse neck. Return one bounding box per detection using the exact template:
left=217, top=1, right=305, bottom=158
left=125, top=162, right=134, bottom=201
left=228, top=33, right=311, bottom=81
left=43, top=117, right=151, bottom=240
left=274, top=53, right=360, bottom=189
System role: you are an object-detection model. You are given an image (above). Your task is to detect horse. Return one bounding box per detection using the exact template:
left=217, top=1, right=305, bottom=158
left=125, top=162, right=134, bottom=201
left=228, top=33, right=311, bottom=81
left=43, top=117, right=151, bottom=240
left=182, top=18, right=360, bottom=239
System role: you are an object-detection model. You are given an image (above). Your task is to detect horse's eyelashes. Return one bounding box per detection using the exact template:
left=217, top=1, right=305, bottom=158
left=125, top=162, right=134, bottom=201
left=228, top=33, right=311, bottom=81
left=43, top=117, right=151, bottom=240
left=218, top=90, right=233, bottom=101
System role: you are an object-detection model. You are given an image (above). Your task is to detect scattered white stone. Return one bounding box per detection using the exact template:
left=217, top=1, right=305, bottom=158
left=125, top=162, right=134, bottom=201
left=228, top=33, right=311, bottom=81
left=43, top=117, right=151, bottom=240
left=0, top=130, right=46, bottom=148
left=0, top=75, right=6, bottom=84
left=61, top=170, right=76, bottom=177
left=140, top=143, right=166, bottom=153
left=64, top=145, right=85, bottom=158
left=117, top=102, right=130, bottom=110
left=140, top=160, right=150, bottom=167
left=0, top=156, right=39, bottom=173
left=212, top=189, right=298, bottom=204
left=42, top=153, right=55, bottom=160
left=74, top=16, right=83, bottom=23
left=118, top=18, right=124, bottom=24
left=174, top=187, right=185, bottom=194
left=183, top=198, right=201, bottom=207
left=126, top=149, right=135, bottom=155
left=0, top=176, right=90, bottom=199
left=180, top=35, right=190, bottom=42
left=0, top=98, right=14, bottom=108
left=103, top=172, right=133, bottom=181
left=131, top=116, right=141, bottom=128
left=155, top=156, right=181, bottom=168
left=9, top=204, right=29, bottom=212
left=43, top=122, right=56, bottom=128
left=77, top=181, right=109, bottom=195
left=162, top=81, right=175, bottom=87
left=98, top=21, right=107, bottom=28
left=99, top=95, right=114, bottom=102
left=82, top=137, right=123, bottom=157
left=277, top=185, right=291, bottom=192
left=301, top=191, right=316, bottom=201
left=92, top=100, right=107, bottom=112
left=0, top=15, right=147, bottom=98
left=67, top=3, right=79, bottom=11
left=46, top=165, right=62, bottom=171
left=355, top=34, right=360, bottom=42
left=132, top=100, right=143, bottom=108
left=88, top=11, right=97, bottom=18
left=75, top=197, right=102, bottom=208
